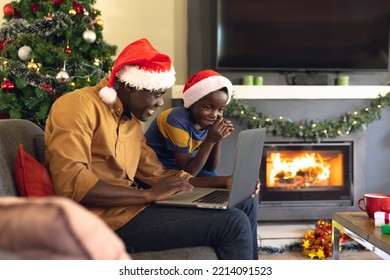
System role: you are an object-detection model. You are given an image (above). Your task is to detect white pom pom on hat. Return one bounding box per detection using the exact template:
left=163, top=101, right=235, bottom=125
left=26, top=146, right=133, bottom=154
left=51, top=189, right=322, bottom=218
left=99, top=38, right=176, bottom=104
left=182, top=69, right=233, bottom=108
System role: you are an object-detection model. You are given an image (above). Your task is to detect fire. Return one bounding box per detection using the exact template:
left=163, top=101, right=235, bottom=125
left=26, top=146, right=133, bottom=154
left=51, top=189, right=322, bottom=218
left=269, top=152, right=331, bottom=188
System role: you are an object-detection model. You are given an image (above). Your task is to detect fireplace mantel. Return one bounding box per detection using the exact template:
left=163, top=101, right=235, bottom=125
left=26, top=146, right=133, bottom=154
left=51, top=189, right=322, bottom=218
left=171, top=85, right=390, bottom=100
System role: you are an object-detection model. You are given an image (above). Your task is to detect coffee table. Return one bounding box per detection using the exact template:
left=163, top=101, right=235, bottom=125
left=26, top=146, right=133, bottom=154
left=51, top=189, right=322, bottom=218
left=332, top=212, right=390, bottom=260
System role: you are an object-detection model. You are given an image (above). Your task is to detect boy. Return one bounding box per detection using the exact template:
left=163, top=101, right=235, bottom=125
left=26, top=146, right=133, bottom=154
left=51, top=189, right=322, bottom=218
left=145, top=69, right=234, bottom=177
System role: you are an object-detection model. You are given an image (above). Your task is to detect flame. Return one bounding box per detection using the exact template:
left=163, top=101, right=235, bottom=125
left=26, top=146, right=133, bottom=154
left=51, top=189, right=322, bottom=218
left=269, top=152, right=331, bottom=187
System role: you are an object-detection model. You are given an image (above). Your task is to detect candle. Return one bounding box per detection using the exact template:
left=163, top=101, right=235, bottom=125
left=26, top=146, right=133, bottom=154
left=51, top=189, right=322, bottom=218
left=337, top=75, right=349, bottom=86
left=254, top=76, right=264, bottom=85
left=242, top=75, right=254, bottom=85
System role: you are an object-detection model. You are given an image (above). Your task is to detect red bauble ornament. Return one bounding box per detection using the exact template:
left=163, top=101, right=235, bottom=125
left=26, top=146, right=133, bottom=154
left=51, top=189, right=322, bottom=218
left=73, top=1, right=84, bottom=14
left=53, top=0, right=64, bottom=5
left=0, top=112, right=10, bottom=119
left=65, top=46, right=72, bottom=54
left=1, top=79, right=15, bottom=93
left=31, top=3, right=39, bottom=13
left=0, top=41, right=4, bottom=51
left=3, top=3, right=14, bottom=17
left=13, top=8, right=20, bottom=18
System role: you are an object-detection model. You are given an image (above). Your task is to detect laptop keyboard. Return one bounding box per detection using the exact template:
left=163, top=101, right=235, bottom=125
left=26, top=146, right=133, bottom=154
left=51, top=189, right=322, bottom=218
left=193, top=190, right=229, bottom=204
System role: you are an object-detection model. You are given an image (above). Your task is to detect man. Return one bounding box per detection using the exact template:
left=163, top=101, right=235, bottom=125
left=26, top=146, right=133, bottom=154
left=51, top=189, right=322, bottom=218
left=45, top=38, right=258, bottom=259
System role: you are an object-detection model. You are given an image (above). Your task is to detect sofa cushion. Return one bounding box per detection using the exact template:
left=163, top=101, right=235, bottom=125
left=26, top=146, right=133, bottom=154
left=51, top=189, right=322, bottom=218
left=0, top=196, right=131, bottom=260
left=13, top=144, right=54, bottom=197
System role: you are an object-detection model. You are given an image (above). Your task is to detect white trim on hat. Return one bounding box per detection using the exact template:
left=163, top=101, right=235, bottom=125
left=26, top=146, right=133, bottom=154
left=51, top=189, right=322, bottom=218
left=117, top=65, right=176, bottom=91
left=98, top=65, right=176, bottom=105
left=182, top=75, right=233, bottom=108
left=99, top=86, right=117, bottom=104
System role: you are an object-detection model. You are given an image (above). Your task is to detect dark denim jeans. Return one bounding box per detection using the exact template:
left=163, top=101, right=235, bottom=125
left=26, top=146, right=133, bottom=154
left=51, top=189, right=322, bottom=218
left=115, top=197, right=258, bottom=260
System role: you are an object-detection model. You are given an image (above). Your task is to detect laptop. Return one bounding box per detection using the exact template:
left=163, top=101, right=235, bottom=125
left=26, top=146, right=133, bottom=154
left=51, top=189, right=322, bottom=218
left=155, top=127, right=266, bottom=209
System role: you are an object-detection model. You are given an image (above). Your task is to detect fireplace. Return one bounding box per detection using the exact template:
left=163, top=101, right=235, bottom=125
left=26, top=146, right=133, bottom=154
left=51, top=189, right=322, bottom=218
left=257, top=132, right=365, bottom=221
left=260, top=142, right=352, bottom=202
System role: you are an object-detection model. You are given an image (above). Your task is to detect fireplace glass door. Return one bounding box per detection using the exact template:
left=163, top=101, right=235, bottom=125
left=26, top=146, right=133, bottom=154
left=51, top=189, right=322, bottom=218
left=260, top=142, right=353, bottom=203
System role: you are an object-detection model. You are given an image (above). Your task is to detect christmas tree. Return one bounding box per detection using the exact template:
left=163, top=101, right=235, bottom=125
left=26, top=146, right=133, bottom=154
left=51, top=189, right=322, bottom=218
left=0, top=0, right=117, bottom=128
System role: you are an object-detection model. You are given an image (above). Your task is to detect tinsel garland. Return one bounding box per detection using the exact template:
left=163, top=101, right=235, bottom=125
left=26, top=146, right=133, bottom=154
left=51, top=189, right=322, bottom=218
left=224, top=91, right=390, bottom=142
left=0, top=12, right=68, bottom=40
left=0, top=57, right=105, bottom=87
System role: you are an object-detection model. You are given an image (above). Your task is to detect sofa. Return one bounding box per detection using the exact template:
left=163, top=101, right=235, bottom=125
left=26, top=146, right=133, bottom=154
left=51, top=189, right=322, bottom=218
left=0, top=119, right=218, bottom=260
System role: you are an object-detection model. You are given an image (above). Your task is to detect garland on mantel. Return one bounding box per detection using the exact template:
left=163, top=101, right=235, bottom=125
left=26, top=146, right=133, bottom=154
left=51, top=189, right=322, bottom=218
left=224, top=91, right=390, bottom=142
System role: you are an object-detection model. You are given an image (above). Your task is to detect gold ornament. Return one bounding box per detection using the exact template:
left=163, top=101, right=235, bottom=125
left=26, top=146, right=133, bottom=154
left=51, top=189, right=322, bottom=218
left=45, top=13, right=53, bottom=21
left=27, top=59, right=38, bottom=72
left=95, top=18, right=104, bottom=27
left=2, top=60, right=8, bottom=68
left=93, top=58, right=101, bottom=66
left=69, top=82, right=76, bottom=88
left=69, top=9, right=76, bottom=16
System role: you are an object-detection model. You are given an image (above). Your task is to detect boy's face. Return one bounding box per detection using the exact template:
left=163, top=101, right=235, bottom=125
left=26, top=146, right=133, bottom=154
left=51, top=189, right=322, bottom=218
left=191, top=89, right=228, bottom=129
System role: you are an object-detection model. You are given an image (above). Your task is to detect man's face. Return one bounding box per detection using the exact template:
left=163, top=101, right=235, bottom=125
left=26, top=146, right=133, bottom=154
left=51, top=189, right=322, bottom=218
left=118, top=84, right=166, bottom=121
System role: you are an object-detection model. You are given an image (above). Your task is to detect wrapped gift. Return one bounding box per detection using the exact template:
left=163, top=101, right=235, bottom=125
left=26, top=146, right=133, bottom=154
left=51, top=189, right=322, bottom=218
left=374, top=211, right=390, bottom=227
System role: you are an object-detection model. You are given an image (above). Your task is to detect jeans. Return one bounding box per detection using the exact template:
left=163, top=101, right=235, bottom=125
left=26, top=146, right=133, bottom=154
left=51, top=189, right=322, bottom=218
left=115, top=197, right=258, bottom=260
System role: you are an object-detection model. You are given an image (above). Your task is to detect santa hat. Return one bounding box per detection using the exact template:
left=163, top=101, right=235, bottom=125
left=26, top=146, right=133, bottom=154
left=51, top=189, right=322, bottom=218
left=99, top=38, right=176, bottom=104
left=182, top=69, right=233, bottom=108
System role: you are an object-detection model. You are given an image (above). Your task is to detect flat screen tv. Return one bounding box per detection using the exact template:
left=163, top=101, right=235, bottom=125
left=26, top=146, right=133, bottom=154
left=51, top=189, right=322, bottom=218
left=216, top=0, right=390, bottom=72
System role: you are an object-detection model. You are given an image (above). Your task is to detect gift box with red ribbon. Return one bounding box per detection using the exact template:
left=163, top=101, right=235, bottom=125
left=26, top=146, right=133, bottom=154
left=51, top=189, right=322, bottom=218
left=374, top=211, right=390, bottom=227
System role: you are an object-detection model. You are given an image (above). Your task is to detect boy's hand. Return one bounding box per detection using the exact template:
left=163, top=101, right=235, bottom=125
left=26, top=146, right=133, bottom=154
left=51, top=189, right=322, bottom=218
left=221, top=119, right=234, bottom=139
left=207, top=116, right=235, bottom=142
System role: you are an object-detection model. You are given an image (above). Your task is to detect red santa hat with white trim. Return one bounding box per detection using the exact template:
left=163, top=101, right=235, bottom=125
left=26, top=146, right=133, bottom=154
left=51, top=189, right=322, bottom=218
left=99, top=38, right=176, bottom=104
left=182, top=69, right=233, bottom=108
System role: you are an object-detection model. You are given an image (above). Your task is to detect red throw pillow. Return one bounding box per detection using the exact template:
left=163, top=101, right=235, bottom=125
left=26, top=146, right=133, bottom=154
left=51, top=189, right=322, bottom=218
left=14, top=144, right=54, bottom=197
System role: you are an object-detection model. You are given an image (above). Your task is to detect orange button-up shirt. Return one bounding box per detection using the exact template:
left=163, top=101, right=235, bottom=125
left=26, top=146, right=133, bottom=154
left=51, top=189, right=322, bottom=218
left=45, top=78, right=192, bottom=230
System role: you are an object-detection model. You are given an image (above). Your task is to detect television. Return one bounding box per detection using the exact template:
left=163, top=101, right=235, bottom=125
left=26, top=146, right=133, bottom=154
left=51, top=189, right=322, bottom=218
left=216, top=0, right=390, bottom=72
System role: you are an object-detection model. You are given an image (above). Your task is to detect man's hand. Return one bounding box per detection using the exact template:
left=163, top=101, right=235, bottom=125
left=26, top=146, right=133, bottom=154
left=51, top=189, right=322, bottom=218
left=147, top=176, right=193, bottom=201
